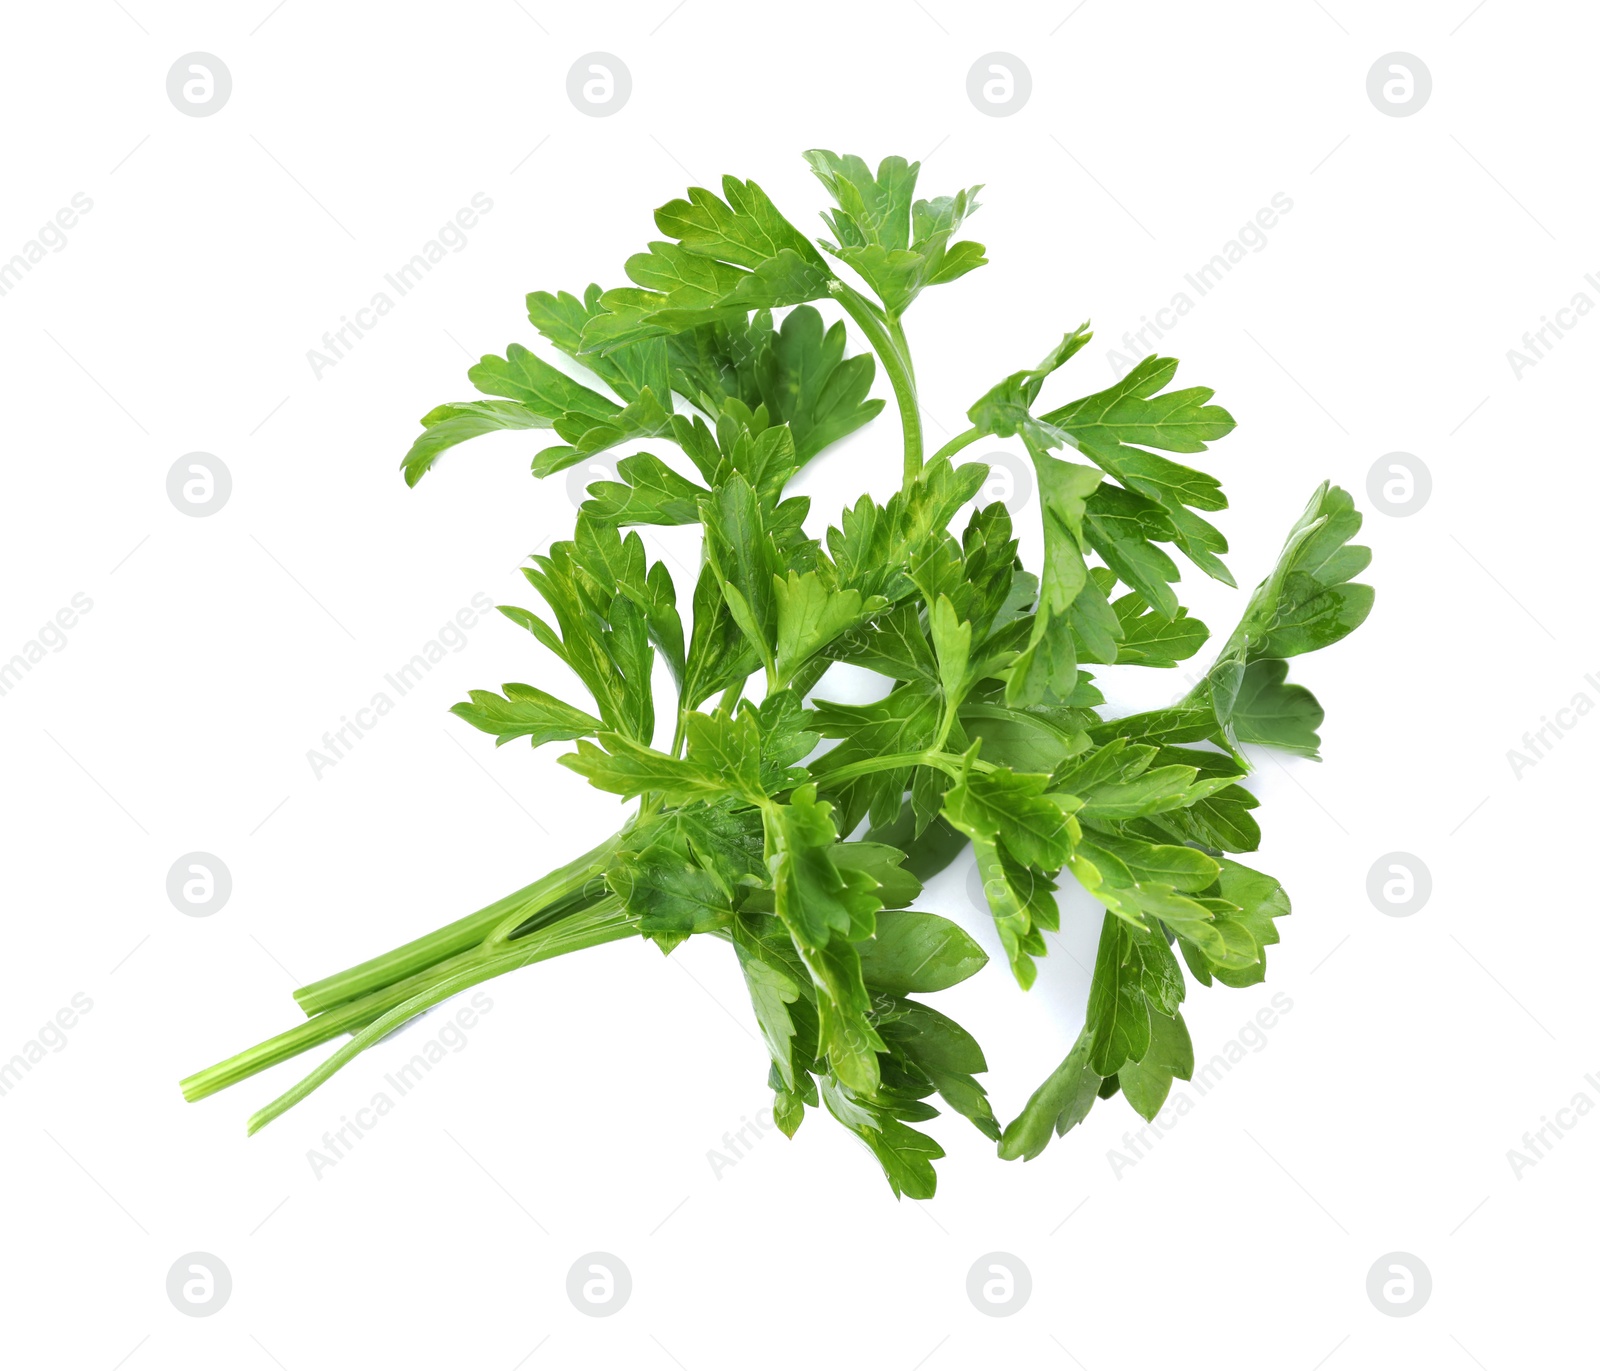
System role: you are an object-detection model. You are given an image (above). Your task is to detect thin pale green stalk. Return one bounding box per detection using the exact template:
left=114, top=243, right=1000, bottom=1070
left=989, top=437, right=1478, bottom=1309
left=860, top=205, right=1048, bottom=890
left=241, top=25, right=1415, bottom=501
left=830, top=282, right=921, bottom=486
left=183, top=943, right=494, bottom=1102
left=186, top=888, right=621, bottom=1105
left=813, top=749, right=993, bottom=788
left=929, top=426, right=983, bottom=464
left=887, top=315, right=915, bottom=385
left=292, top=833, right=623, bottom=1016
left=246, top=898, right=635, bottom=1134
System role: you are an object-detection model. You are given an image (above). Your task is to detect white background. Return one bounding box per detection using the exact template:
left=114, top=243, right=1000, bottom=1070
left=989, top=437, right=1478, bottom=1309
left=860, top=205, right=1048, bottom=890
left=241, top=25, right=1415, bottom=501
left=1, top=1, right=1594, bottom=1367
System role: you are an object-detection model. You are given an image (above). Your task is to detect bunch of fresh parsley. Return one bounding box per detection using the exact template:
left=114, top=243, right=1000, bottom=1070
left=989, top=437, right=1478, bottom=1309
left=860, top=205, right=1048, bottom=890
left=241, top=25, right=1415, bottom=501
left=184, top=150, right=1372, bottom=1198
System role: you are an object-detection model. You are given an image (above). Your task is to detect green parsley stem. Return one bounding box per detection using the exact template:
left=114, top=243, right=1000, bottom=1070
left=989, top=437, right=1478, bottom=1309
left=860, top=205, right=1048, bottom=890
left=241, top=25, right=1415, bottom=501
left=183, top=895, right=635, bottom=1109
left=830, top=282, right=922, bottom=487
left=291, top=833, right=624, bottom=1017
left=928, top=427, right=983, bottom=464
left=887, top=315, right=916, bottom=386
left=813, top=749, right=994, bottom=788
left=244, top=899, right=637, bottom=1134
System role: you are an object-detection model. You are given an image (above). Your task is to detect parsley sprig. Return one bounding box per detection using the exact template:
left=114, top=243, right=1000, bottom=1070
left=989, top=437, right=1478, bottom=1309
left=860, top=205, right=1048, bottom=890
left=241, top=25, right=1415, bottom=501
left=183, top=151, right=1372, bottom=1198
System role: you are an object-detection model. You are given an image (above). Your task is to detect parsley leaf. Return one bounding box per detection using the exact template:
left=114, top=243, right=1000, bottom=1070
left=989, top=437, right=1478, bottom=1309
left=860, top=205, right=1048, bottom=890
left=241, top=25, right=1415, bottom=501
left=450, top=683, right=602, bottom=748
left=804, top=149, right=987, bottom=314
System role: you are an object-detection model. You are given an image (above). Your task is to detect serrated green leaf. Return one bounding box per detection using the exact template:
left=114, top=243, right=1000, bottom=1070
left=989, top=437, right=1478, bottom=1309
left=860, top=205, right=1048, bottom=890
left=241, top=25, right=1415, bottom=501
left=1083, top=483, right=1183, bottom=619
left=579, top=452, right=709, bottom=527
left=1074, top=765, right=1234, bottom=823
left=829, top=602, right=939, bottom=681
left=532, top=387, right=676, bottom=478
left=1076, top=831, right=1219, bottom=894
left=809, top=680, right=943, bottom=833
left=1119, top=1008, right=1194, bottom=1120
left=450, top=683, right=602, bottom=748
left=769, top=785, right=885, bottom=1094
left=732, top=925, right=803, bottom=1090
left=525, top=283, right=669, bottom=401
left=929, top=594, right=973, bottom=708
left=1225, top=482, right=1374, bottom=662
left=757, top=305, right=885, bottom=461
left=470, top=342, right=621, bottom=423
left=610, top=841, right=735, bottom=934
left=820, top=1076, right=943, bottom=1199
left=805, top=149, right=985, bottom=314
left=998, top=1025, right=1102, bottom=1161
left=1007, top=453, right=1103, bottom=705
left=682, top=708, right=766, bottom=803
left=560, top=708, right=764, bottom=807
left=702, top=475, right=779, bottom=668
left=400, top=401, right=555, bottom=487
left=657, top=176, right=825, bottom=270
left=1228, top=658, right=1325, bottom=758
left=774, top=570, right=876, bottom=686
left=944, top=763, right=1080, bottom=870
left=966, top=324, right=1093, bottom=444
left=1042, top=353, right=1235, bottom=586
left=880, top=999, right=999, bottom=1140
left=670, top=803, right=766, bottom=892
left=1109, top=585, right=1210, bottom=667
left=1085, top=915, right=1151, bottom=1076
left=1182, top=857, right=1291, bottom=988
left=830, top=842, right=920, bottom=910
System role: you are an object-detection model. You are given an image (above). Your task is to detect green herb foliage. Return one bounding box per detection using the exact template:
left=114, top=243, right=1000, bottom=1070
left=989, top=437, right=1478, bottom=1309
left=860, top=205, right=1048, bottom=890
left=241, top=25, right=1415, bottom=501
left=184, top=151, right=1371, bottom=1198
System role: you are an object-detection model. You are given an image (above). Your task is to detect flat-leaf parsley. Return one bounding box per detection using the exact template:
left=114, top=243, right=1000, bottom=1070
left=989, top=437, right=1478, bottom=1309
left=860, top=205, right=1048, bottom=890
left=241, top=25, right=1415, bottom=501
left=184, top=151, right=1372, bottom=1198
